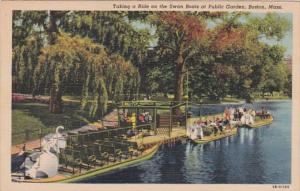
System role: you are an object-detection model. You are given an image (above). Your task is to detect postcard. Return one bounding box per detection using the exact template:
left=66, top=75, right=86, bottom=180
left=0, top=1, right=299, bottom=191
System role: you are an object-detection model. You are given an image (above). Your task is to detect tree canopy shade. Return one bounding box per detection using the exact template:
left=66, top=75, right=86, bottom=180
left=151, top=12, right=207, bottom=105
left=60, top=11, right=151, bottom=68
left=33, top=33, right=139, bottom=116
left=12, top=11, right=292, bottom=117
left=148, top=12, right=291, bottom=103
left=13, top=34, right=44, bottom=93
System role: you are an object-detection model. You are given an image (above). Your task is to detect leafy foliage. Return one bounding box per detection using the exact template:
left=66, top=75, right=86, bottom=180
left=34, top=34, right=139, bottom=117
left=12, top=11, right=292, bottom=119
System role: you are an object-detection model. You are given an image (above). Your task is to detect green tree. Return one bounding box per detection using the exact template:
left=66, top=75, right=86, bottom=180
left=151, top=12, right=206, bottom=106
left=211, top=13, right=290, bottom=102
left=34, top=33, right=139, bottom=116
left=13, top=34, right=44, bottom=93
left=151, top=12, right=250, bottom=107
left=60, top=11, right=151, bottom=68
left=13, top=11, right=146, bottom=114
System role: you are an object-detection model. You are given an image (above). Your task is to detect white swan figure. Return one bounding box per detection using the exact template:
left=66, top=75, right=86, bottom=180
left=41, top=126, right=67, bottom=154
left=25, top=150, right=59, bottom=178
left=23, top=126, right=67, bottom=179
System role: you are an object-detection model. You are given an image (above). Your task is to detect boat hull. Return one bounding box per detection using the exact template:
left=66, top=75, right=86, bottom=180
left=243, top=116, right=273, bottom=128
left=191, top=128, right=237, bottom=144
left=22, top=144, right=160, bottom=183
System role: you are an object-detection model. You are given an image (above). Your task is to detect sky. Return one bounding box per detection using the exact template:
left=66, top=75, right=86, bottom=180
left=132, top=12, right=293, bottom=57
left=252, top=13, right=292, bottom=57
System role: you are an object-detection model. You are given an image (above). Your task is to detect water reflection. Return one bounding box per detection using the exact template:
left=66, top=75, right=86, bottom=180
left=138, top=151, right=162, bottom=183
left=159, top=144, right=187, bottom=183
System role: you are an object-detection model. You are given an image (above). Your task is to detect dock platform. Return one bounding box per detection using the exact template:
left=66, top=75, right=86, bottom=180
left=128, top=128, right=186, bottom=146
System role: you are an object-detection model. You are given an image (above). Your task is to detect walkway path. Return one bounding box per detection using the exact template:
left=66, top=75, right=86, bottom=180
left=11, top=139, right=41, bottom=155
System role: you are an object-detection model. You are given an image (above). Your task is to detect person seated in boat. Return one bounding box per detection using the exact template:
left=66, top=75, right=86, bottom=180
left=144, top=112, right=150, bottom=123
left=125, top=112, right=131, bottom=122
left=238, top=107, right=245, bottom=119
left=120, top=111, right=129, bottom=126
left=205, top=120, right=208, bottom=126
left=234, top=108, right=239, bottom=121
left=218, top=124, right=223, bottom=133
left=260, top=107, right=268, bottom=119
left=264, top=109, right=271, bottom=119
left=225, top=118, right=230, bottom=127
left=222, top=118, right=231, bottom=131
left=148, top=113, right=153, bottom=123
left=224, top=107, right=230, bottom=121
left=226, top=112, right=231, bottom=121
left=199, top=120, right=207, bottom=128
left=261, top=107, right=265, bottom=114
left=208, top=120, right=216, bottom=127
left=147, top=112, right=153, bottom=123
left=250, top=109, right=256, bottom=117
left=138, top=113, right=145, bottom=124
left=213, top=125, right=219, bottom=136
left=226, top=118, right=235, bottom=131
left=201, top=118, right=208, bottom=126
left=216, top=118, right=224, bottom=134
left=229, top=107, right=235, bottom=121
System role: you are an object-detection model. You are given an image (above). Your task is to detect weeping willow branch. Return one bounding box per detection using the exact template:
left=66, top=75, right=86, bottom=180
left=34, top=33, right=140, bottom=117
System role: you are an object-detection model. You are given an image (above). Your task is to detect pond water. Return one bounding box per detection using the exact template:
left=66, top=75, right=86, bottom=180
left=78, top=100, right=291, bottom=184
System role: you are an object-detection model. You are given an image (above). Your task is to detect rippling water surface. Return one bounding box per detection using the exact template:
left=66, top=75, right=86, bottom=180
left=78, top=100, right=291, bottom=183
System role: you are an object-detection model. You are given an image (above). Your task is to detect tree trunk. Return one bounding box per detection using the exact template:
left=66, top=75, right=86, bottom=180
left=47, top=11, right=64, bottom=114
left=174, top=47, right=185, bottom=116
left=49, top=85, right=63, bottom=113
left=48, top=11, right=60, bottom=45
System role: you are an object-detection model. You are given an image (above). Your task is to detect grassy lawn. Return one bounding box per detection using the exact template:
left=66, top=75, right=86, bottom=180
left=221, top=97, right=242, bottom=103
left=256, top=95, right=289, bottom=100
left=12, top=102, right=93, bottom=145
